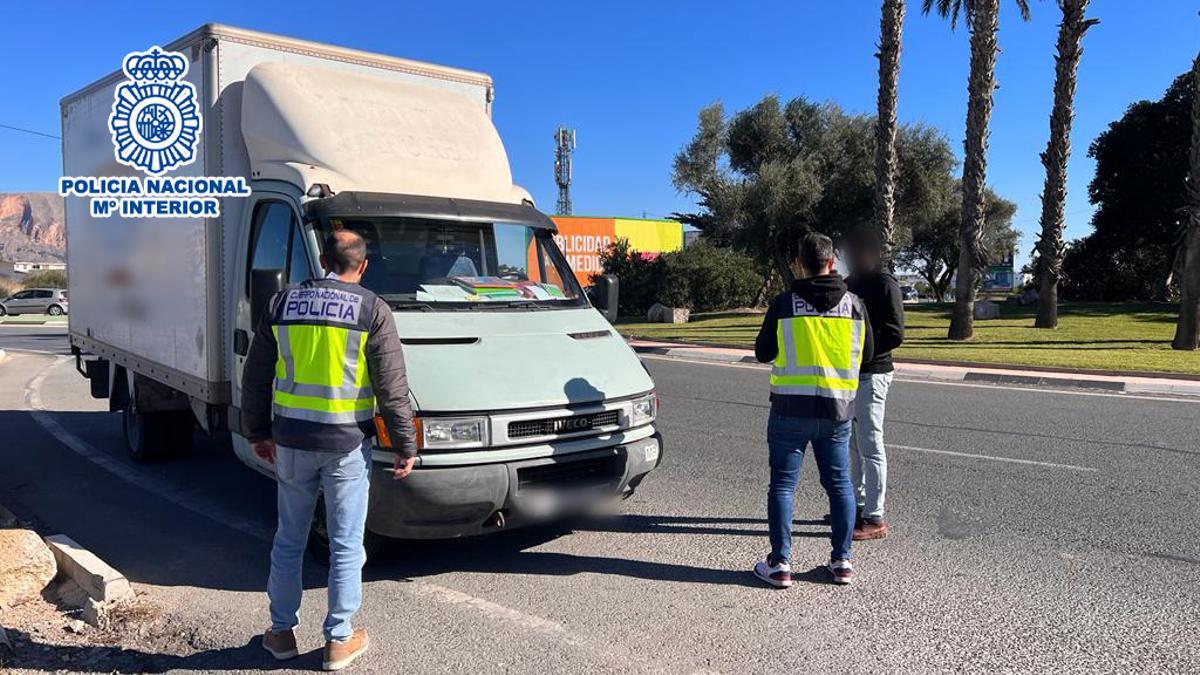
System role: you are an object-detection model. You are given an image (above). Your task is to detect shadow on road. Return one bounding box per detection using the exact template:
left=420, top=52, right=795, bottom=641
left=4, top=404, right=832, bottom=593
left=360, top=513, right=832, bottom=588
left=4, top=404, right=831, bottom=594
left=0, top=409, right=283, bottom=594
left=574, top=513, right=827, bottom=538
left=1, top=629, right=323, bottom=673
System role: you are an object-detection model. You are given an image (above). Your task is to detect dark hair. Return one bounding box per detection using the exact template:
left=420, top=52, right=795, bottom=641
left=323, top=230, right=367, bottom=274
left=798, top=232, right=835, bottom=276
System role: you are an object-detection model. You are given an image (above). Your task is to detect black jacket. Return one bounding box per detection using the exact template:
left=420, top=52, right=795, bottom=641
left=240, top=277, right=418, bottom=457
left=754, top=274, right=874, bottom=421
left=846, top=271, right=905, bottom=374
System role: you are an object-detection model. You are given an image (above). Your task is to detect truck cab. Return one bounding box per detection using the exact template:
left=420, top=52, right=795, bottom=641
left=235, top=189, right=661, bottom=539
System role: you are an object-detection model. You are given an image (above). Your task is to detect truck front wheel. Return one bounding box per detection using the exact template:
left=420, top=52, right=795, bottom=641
left=122, top=407, right=195, bottom=462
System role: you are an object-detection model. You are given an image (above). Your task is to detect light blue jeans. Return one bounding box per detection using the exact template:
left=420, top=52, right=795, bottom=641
left=268, top=443, right=370, bottom=642
left=850, top=372, right=893, bottom=520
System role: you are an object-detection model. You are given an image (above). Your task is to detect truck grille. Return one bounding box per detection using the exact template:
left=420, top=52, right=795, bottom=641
left=517, top=454, right=625, bottom=491
left=508, top=410, right=620, bottom=440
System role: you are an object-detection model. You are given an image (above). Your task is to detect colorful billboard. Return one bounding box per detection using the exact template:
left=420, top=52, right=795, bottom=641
left=549, top=216, right=683, bottom=286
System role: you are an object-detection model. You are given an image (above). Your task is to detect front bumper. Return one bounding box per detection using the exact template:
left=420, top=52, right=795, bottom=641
left=366, top=431, right=662, bottom=539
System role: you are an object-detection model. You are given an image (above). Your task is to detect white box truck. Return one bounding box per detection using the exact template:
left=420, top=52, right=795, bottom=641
left=62, top=24, right=661, bottom=548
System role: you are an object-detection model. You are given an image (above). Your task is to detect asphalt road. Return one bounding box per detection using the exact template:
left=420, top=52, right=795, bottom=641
left=1, top=324, right=1198, bottom=673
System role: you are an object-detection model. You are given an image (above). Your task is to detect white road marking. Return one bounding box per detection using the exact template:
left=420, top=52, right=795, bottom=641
left=25, top=356, right=278, bottom=542
left=889, top=443, right=1099, bottom=473
left=21, top=355, right=648, bottom=671
left=638, top=353, right=1200, bottom=404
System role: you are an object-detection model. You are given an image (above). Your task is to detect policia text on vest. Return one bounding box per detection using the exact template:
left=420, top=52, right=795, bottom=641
left=241, top=277, right=418, bottom=457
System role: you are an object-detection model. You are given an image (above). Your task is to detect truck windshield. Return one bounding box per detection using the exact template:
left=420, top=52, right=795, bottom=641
left=313, top=216, right=586, bottom=310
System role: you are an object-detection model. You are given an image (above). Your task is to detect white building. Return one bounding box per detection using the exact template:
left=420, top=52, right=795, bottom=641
left=13, top=261, right=66, bottom=274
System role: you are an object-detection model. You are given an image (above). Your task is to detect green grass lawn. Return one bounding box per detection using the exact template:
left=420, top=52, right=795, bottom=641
left=618, top=302, right=1200, bottom=376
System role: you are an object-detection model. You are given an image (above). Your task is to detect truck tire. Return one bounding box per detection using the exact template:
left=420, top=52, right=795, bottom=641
left=123, top=408, right=194, bottom=462
left=307, top=493, right=384, bottom=564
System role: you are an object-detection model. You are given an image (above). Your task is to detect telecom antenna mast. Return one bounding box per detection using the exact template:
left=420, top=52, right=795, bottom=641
left=554, top=126, right=576, bottom=215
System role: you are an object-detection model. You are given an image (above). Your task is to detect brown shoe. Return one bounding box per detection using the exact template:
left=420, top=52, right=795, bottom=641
left=324, top=628, right=369, bottom=671
left=853, top=518, right=889, bottom=541
left=262, top=628, right=298, bottom=660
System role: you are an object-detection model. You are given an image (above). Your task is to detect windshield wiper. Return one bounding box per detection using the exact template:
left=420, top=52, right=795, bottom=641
left=474, top=301, right=558, bottom=310
left=390, top=301, right=435, bottom=312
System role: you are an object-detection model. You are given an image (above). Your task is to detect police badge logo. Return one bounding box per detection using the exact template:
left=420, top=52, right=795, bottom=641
left=108, top=47, right=201, bottom=176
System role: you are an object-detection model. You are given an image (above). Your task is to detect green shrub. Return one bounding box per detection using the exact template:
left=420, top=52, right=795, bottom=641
left=599, top=238, right=762, bottom=316
left=657, top=266, right=692, bottom=308
left=21, top=269, right=68, bottom=290
left=597, top=238, right=666, bottom=317
left=660, top=242, right=761, bottom=312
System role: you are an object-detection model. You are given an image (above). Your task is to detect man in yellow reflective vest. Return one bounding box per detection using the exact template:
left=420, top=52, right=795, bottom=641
left=241, top=229, right=416, bottom=670
left=751, top=233, right=873, bottom=588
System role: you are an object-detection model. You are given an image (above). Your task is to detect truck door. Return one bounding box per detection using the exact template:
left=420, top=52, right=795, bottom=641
left=231, top=196, right=314, bottom=470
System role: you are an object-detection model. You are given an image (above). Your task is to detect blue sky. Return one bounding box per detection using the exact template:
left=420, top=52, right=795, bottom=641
left=1, top=1, right=1197, bottom=264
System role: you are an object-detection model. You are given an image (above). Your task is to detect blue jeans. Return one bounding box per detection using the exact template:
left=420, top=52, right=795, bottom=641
left=851, top=372, right=893, bottom=520
left=268, top=443, right=370, bottom=642
left=767, top=413, right=855, bottom=563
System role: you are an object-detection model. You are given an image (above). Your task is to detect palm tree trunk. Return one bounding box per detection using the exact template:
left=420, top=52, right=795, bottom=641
left=949, top=0, right=1001, bottom=340
left=1172, top=53, right=1200, bottom=350
left=1035, top=0, right=1097, bottom=329
left=874, top=0, right=906, bottom=267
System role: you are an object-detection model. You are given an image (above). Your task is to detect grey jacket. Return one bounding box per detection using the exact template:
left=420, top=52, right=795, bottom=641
left=240, top=277, right=418, bottom=457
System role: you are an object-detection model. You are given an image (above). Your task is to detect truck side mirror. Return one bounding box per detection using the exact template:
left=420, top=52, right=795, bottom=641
left=589, top=274, right=619, bottom=323
left=250, top=269, right=285, bottom=330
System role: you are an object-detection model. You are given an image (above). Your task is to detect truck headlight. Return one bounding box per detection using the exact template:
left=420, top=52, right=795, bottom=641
left=630, top=392, right=657, bottom=427
left=418, top=416, right=489, bottom=450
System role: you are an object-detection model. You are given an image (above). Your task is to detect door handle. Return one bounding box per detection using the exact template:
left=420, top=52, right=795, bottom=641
left=233, top=329, right=250, bottom=356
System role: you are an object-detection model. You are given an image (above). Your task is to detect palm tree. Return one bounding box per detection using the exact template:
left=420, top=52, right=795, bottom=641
left=875, top=0, right=906, bottom=266
left=1034, top=0, right=1098, bottom=329
left=922, top=0, right=1030, bottom=340
left=1172, top=53, right=1200, bottom=351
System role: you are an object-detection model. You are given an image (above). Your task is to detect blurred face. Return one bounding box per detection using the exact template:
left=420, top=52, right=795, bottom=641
left=847, top=243, right=881, bottom=275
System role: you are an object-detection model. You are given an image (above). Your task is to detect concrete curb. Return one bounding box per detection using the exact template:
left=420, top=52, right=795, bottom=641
left=630, top=342, right=1200, bottom=398
left=43, top=534, right=133, bottom=604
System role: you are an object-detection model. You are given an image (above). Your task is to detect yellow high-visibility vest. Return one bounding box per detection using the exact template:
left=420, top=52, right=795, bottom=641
left=770, top=293, right=866, bottom=403
left=272, top=323, right=375, bottom=425
left=269, top=280, right=376, bottom=427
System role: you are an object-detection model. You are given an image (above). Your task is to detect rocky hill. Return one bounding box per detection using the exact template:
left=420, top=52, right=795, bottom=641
left=0, top=192, right=66, bottom=263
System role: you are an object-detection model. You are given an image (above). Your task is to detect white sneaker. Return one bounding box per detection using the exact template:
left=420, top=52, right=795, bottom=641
left=753, top=558, right=793, bottom=588
left=827, top=558, right=854, bottom=585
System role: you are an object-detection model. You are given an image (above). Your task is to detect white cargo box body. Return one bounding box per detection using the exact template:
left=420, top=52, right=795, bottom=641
left=62, top=25, right=495, bottom=402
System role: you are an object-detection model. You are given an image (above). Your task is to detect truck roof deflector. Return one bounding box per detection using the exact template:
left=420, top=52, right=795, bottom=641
left=242, top=61, right=525, bottom=203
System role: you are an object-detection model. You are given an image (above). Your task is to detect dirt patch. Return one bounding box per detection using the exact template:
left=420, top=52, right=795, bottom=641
left=0, top=588, right=227, bottom=673
left=0, top=504, right=230, bottom=673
